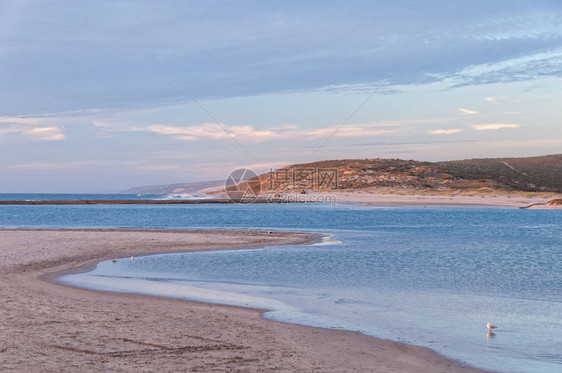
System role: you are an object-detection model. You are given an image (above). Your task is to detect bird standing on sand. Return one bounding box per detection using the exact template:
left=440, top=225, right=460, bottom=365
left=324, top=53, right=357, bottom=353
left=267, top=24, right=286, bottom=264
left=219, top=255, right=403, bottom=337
left=487, top=322, right=497, bottom=332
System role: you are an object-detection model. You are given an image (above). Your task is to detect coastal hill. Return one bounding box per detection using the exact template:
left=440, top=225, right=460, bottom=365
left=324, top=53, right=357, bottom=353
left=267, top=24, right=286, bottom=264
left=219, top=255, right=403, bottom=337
left=126, top=154, right=562, bottom=196
left=257, top=154, right=562, bottom=193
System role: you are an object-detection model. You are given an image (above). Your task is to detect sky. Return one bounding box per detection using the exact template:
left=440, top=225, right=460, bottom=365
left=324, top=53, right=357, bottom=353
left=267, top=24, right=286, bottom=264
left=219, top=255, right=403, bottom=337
left=1, top=0, right=561, bottom=192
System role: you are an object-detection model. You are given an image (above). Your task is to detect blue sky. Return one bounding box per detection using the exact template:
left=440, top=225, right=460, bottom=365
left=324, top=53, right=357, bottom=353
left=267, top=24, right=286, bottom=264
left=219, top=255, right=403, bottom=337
left=1, top=1, right=561, bottom=192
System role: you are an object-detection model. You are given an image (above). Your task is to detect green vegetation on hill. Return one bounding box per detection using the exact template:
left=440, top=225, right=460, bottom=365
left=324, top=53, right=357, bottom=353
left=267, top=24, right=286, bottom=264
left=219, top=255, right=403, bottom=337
left=439, top=154, right=562, bottom=192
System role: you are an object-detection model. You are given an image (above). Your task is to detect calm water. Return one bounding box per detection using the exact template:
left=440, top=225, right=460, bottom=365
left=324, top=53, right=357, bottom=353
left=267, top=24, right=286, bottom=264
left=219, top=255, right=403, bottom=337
left=1, top=195, right=560, bottom=372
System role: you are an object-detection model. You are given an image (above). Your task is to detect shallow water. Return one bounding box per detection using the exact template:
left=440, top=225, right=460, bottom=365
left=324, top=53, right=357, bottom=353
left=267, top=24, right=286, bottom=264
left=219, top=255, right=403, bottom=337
left=47, top=203, right=562, bottom=373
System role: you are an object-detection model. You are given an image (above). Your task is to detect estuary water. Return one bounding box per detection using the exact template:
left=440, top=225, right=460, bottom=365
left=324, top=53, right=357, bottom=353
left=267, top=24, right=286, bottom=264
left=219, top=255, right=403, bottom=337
left=1, top=195, right=560, bottom=372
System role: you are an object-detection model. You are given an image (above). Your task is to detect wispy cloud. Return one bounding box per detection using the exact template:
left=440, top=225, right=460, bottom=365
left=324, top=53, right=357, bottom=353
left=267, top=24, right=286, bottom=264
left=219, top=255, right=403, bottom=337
left=0, top=116, right=44, bottom=125
left=0, top=125, right=65, bottom=141
left=299, top=124, right=397, bottom=139
left=0, top=116, right=66, bottom=141
left=24, top=127, right=66, bottom=141
left=149, top=124, right=234, bottom=141
left=458, top=108, right=479, bottom=115
left=472, top=123, right=520, bottom=131
left=92, top=120, right=113, bottom=128
left=147, top=123, right=399, bottom=142
left=8, top=161, right=98, bottom=171
left=445, top=48, right=562, bottom=88
left=429, top=129, right=464, bottom=135
left=485, top=96, right=506, bottom=102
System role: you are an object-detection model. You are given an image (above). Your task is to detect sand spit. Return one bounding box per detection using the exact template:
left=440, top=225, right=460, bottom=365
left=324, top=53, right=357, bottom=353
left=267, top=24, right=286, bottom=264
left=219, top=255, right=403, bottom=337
left=0, top=229, right=483, bottom=372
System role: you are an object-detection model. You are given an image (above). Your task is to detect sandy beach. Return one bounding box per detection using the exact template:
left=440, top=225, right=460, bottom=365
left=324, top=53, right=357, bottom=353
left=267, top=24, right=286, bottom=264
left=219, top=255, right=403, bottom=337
left=0, top=229, right=484, bottom=372
left=267, top=191, right=562, bottom=208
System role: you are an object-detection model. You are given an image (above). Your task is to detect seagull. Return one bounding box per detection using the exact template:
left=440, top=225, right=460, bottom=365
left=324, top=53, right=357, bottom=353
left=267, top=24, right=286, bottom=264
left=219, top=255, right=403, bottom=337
left=487, top=322, right=497, bottom=332
left=112, top=259, right=117, bottom=263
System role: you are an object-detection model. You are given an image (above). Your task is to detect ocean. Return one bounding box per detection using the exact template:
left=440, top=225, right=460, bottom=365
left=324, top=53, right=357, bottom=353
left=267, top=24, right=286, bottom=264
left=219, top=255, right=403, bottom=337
left=1, top=194, right=560, bottom=372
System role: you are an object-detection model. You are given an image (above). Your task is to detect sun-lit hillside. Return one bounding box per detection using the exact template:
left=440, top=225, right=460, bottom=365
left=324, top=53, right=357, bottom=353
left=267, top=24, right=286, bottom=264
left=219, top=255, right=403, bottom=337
left=255, top=154, right=562, bottom=193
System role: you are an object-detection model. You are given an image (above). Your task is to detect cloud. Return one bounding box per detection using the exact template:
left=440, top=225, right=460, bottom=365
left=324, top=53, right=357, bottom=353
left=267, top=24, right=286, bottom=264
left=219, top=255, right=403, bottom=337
left=147, top=124, right=277, bottom=142
left=445, top=48, right=562, bottom=88
left=429, top=129, right=464, bottom=135
left=147, top=122, right=399, bottom=142
left=148, top=124, right=232, bottom=141
left=0, top=116, right=44, bottom=125
left=0, top=116, right=66, bottom=141
left=8, top=163, right=69, bottom=171
left=8, top=161, right=95, bottom=171
left=92, top=120, right=112, bottom=128
left=472, top=123, right=519, bottom=130
left=4, top=2, right=562, bottom=116
left=0, top=125, right=66, bottom=141
left=24, top=127, right=65, bottom=141
left=458, top=108, right=479, bottom=115
left=298, top=125, right=397, bottom=139
left=485, top=96, right=506, bottom=102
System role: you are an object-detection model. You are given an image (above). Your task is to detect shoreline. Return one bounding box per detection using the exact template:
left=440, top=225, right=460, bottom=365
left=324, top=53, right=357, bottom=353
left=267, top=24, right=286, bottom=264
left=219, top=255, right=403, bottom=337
left=0, top=229, right=484, bottom=372
left=291, top=191, right=562, bottom=208
left=1, top=190, right=561, bottom=208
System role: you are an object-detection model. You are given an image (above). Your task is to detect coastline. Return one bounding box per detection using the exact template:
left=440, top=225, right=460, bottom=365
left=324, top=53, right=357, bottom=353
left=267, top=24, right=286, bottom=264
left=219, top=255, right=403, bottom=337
left=1, top=190, right=561, bottom=209
left=0, top=229, right=484, bottom=372
left=279, top=191, right=562, bottom=208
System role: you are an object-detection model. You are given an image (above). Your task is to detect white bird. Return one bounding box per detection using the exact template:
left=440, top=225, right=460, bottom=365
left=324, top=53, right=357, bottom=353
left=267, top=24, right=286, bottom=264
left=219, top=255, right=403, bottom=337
left=112, top=259, right=117, bottom=263
left=130, top=256, right=134, bottom=260
left=487, top=322, right=497, bottom=331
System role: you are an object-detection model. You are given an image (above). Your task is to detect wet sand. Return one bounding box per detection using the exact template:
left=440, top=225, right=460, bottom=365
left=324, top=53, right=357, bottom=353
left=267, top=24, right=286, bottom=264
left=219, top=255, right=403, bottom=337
left=0, top=229, right=483, bottom=372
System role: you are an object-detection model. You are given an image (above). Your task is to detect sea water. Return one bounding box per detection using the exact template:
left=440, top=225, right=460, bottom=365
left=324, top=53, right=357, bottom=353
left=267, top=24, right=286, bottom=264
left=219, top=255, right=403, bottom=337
left=0, top=193, right=210, bottom=202
left=1, top=196, right=560, bottom=372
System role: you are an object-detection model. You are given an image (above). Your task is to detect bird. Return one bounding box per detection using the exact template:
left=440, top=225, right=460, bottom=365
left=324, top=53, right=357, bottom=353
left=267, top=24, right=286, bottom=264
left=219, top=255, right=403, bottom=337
left=112, top=259, right=117, bottom=263
left=486, top=322, right=497, bottom=332
left=130, top=256, right=134, bottom=260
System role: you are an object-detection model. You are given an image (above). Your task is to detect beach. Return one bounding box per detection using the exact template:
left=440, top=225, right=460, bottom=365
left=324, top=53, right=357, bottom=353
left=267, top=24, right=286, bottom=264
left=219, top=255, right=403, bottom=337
left=272, top=191, right=562, bottom=208
left=0, top=229, right=483, bottom=372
